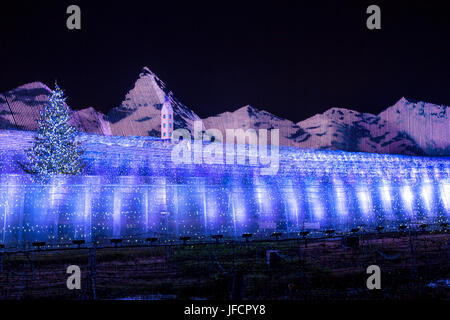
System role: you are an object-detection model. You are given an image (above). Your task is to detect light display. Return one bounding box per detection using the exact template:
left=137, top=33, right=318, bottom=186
left=20, top=84, right=84, bottom=182
left=0, top=131, right=448, bottom=248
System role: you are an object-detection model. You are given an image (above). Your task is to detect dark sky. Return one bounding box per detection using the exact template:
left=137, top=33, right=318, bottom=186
left=1, top=0, right=450, bottom=122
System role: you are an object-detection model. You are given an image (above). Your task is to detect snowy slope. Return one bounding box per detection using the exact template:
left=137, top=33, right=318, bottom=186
left=0, top=82, right=110, bottom=135
left=294, top=98, right=449, bottom=156
left=0, top=82, right=52, bottom=131
left=201, top=104, right=431, bottom=156
left=202, top=105, right=310, bottom=146
left=107, top=67, right=202, bottom=137
left=379, top=97, right=449, bottom=156
left=72, top=107, right=112, bottom=135
left=296, top=106, right=424, bottom=155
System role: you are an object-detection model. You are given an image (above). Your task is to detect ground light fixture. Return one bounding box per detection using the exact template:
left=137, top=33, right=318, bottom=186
left=32, top=241, right=46, bottom=250
left=179, top=236, right=191, bottom=245
left=211, top=234, right=223, bottom=243
left=72, top=239, right=85, bottom=248
left=242, top=233, right=253, bottom=242
left=271, top=232, right=283, bottom=241
left=110, top=238, right=123, bottom=248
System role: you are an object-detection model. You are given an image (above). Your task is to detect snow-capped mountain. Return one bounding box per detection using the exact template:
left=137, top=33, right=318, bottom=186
left=0, top=67, right=203, bottom=138
left=296, top=106, right=424, bottom=155
left=107, top=67, right=202, bottom=137
left=202, top=105, right=310, bottom=147
left=295, top=98, right=449, bottom=156
left=0, top=68, right=448, bottom=156
left=0, top=82, right=110, bottom=135
left=379, top=98, right=449, bottom=156
left=202, top=100, right=449, bottom=156
left=0, top=82, right=52, bottom=131
left=72, top=107, right=112, bottom=135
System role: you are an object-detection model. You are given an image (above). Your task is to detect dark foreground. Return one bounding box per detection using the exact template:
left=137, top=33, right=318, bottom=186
left=0, top=232, right=449, bottom=300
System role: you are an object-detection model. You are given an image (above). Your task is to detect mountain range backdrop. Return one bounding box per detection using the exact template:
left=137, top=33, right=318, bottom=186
left=0, top=66, right=448, bottom=157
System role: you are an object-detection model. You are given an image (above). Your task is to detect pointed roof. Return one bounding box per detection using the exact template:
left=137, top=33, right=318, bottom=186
left=161, top=95, right=173, bottom=113
left=139, top=66, right=155, bottom=78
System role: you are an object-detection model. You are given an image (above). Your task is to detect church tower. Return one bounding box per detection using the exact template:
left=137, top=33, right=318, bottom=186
left=161, top=95, right=173, bottom=140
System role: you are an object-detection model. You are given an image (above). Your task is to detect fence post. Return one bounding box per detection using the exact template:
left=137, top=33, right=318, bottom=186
left=0, top=250, right=3, bottom=273
left=166, top=244, right=171, bottom=260
left=88, top=246, right=97, bottom=300
left=232, top=241, right=236, bottom=270
left=408, top=223, right=418, bottom=281
left=19, top=252, right=33, bottom=298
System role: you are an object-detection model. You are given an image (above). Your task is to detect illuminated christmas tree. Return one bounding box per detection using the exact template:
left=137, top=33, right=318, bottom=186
left=21, top=84, right=84, bottom=181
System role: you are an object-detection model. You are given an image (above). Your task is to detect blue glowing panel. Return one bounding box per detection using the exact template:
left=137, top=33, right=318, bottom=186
left=0, top=130, right=448, bottom=247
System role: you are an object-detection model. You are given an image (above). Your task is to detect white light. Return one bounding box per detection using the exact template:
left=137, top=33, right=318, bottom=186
left=254, top=177, right=272, bottom=215
left=421, top=183, right=433, bottom=213
left=308, top=185, right=324, bottom=220
left=380, top=182, right=391, bottom=210
left=284, top=181, right=299, bottom=222
left=113, top=189, right=122, bottom=237
left=357, top=187, right=372, bottom=217
left=401, top=185, right=414, bottom=215
left=440, top=183, right=450, bottom=212
left=334, top=178, right=347, bottom=217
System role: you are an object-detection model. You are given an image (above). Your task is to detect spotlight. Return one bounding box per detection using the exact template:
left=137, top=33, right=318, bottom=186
left=211, top=234, right=223, bottom=243
left=271, top=232, right=282, bottom=241
left=110, top=238, right=123, bottom=247
left=72, top=239, right=85, bottom=248
left=300, top=231, right=310, bottom=238
left=242, top=233, right=253, bottom=242
left=32, top=241, right=46, bottom=250
left=179, top=236, right=191, bottom=245
left=145, top=237, right=158, bottom=243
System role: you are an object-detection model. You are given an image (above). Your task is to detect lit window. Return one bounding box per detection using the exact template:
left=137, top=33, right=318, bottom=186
left=169, top=133, right=172, bottom=137
left=163, top=132, right=166, bottom=136
left=169, top=123, right=171, bottom=128
left=169, top=115, right=171, bottom=119
left=163, top=123, right=166, bottom=128
left=163, top=114, right=166, bottom=118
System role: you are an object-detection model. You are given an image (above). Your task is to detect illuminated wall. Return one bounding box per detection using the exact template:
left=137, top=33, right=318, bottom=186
left=0, top=130, right=448, bottom=247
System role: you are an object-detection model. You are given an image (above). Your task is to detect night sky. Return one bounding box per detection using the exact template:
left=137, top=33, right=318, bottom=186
left=1, top=0, right=450, bottom=122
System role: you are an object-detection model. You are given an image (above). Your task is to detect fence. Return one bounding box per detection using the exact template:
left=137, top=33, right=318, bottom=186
left=0, top=229, right=449, bottom=300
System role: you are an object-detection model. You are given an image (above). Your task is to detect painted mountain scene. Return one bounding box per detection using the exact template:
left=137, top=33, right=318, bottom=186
left=1, top=67, right=448, bottom=156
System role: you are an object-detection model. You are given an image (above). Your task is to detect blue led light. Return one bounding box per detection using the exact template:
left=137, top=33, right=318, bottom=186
left=0, top=130, right=448, bottom=247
